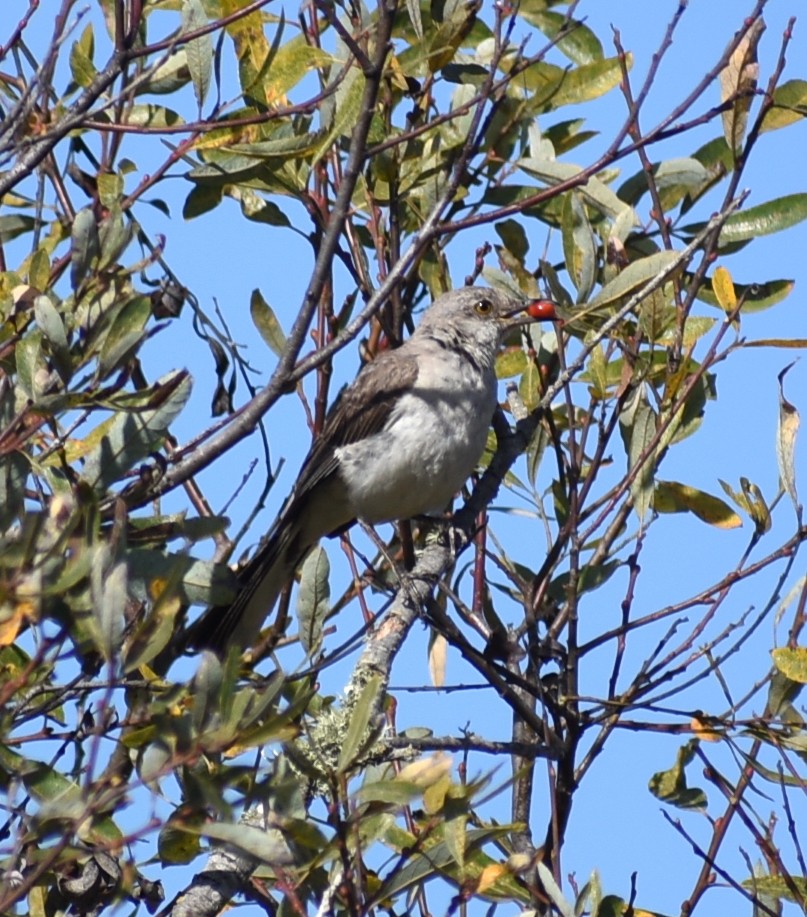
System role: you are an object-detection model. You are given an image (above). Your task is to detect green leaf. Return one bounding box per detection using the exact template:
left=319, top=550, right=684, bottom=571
left=183, top=182, right=224, bottom=219
left=654, top=480, right=742, bottom=529
left=183, top=0, right=213, bottom=110
left=261, top=39, right=335, bottom=103
left=588, top=250, right=681, bottom=310
left=70, top=208, right=99, bottom=290
left=495, top=347, right=527, bottom=379
left=618, top=157, right=709, bottom=208
left=92, top=559, right=126, bottom=662
left=127, top=548, right=234, bottom=607
left=648, top=739, right=708, bottom=810
left=313, top=66, right=365, bottom=166
left=697, top=275, right=794, bottom=313
left=619, top=385, right=656, bottom=522
left=80, top=370, right=192, bottom=491
left=158, top=813, right=203, bottom=865
left=561, top=191, right=596, bottom=302
left=199, top=821, right=296, bottom=866
left=33, top=294, right=68, bottom=354
left=741, top=875, right=807, bottom=906
left=683, top=194, right=807, bottom=246
left=494, top=219, right=529, bottom=261
left=772, top=647, right=807, bottom=684
left=760, top=78, right=807, bottom=133
left=518, top=157, right=633, bottom=221
left=249, top=289, right=287, bottom=357
left=517, top=55, right=628, bottom=111
left=97, top=295, right=151, bottom=377
left=0, top=216, right=35, bottom=246
left=517, top=9, right=603, bottom=64
left=297, top=546, right=329, bottom=656
left=69, top=23, right=96, bottom=88
left=337, top=673, right=383, bottom=774
left=28, top=248, right=50, bottom=291
left=97, top=172, right=123, bottom=209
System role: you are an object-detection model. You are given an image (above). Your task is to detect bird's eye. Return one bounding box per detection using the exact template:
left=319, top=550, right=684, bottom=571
left=474, top=298, right=493, bottom=316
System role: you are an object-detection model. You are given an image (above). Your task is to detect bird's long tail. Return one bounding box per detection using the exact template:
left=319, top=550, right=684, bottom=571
left=186, top=504, right=312, bottom=653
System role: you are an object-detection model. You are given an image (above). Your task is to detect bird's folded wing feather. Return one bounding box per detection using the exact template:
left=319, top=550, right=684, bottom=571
left=291, top=349, right=420, bottom=498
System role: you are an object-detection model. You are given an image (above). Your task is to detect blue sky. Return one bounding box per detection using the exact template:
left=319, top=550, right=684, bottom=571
left=7, top=1, right=807, bottom=914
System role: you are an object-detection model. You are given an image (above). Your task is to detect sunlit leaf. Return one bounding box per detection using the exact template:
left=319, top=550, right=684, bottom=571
left=719, top=17, right=764, bottom=153
left=772, top=647, right=807, bottom=684
left=776, top=362, right=801, bottom=514
left=589, top=250, right=680, bottom=310
left=760, top=78, right=807, bottom=133
left=654, top=480, right=742, bottom=529
left=249, top=288, right=287, bottom=356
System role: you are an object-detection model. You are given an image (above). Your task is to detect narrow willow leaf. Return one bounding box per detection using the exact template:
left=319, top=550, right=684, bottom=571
left=182, top=0, right=213, bottom=109
left=70, top=208, right=99, bottom=290
left=312, top=66, right=365, bottom=166
left=517, top=9, right=603, bottom=65
left=518, top=157, right=632, bottom=220
left=261, top=40, right=334, bottom=104
left=95, top=560, right=127, bottom=662
left=654, top=480, right=742, bottom=529
left=719, top=17, right=765, bottom=153
left=406, top=0, right=423, bottom=40
left=81, top=370, right=192, bottom=491
left=691, top=193, right=807, bottom=245
left=34, top=295, right=68, bottom=353
left=200, top=822, right=296, bottom=866
left=69, top=23, right=96, bottom=88
left=589, top=250, right=680, bottom=310
left=719, top=477, right=771, bottom=535
left=776, top=362, right=800, bottom=513
left=297, top=546, right=329, bottom=656
left=561, top=191, right=596, bottom=303
left=535, top=862, right=575, bottom=917
left=619, top=386, right=657, bottom=522
left=428, top=630, right=447, bottom=688
left=697, top=276, right=793, bottom=313
left=249, top=289, right=286, bottom=357
left=337, top=673, right=383, bottom=774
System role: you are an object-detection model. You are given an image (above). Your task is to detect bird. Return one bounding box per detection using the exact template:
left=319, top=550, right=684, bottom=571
left=189, top=285, right=558, bottom=652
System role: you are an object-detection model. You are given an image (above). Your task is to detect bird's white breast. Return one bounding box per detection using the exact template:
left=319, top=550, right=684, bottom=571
left=335, top=345, right=497, bottom=523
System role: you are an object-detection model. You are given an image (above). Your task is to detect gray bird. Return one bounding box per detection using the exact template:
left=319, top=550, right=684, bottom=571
left=190, top=286, right=556, bottom=652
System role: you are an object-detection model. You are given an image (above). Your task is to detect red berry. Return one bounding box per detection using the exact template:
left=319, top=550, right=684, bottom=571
left=527, top=299, right=559, bottom=321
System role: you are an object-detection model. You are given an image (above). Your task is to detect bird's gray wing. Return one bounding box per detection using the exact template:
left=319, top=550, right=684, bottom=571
left=292, top=348, right=420, bottom=497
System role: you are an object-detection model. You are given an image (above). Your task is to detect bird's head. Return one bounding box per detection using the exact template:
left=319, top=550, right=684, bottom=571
left=416, top=285, right=559, bottom=359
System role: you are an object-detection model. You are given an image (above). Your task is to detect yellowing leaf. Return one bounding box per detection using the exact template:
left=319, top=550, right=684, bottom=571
left=654, top=480, right=742, bottom=529
left=428, top=630, right=447, bottom=688
left=711, top=265, right=737, bottom=313
left=690, top=715, right=723, bottom=742
left=772, top=646, right=807, bottom=684
left=397, top=752, right=453, bottom=788
left=0, top=602, right=34, bottom=647
left=476, top=863, right=507, bottom=894
left=719, top=17, right=765, bottom=153
left=776, top=362, right=800, bottom=514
